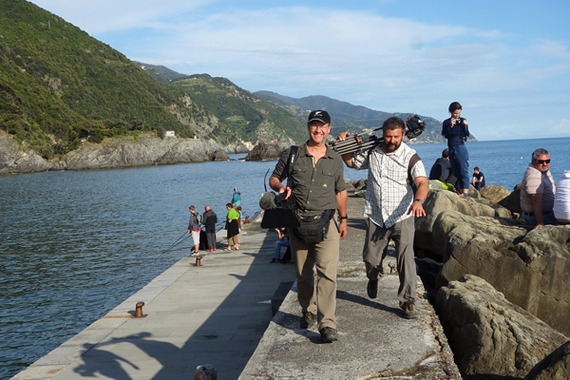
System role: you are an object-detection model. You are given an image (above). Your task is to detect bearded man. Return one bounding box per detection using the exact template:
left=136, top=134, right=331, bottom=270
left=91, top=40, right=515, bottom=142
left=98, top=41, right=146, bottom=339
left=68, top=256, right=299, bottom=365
left=338, top=116, right=428, bottom=319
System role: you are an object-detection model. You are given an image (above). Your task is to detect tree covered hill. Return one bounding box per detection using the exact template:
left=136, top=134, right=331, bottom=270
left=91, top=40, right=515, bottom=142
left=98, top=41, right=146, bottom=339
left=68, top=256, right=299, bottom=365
left=0, top=0, right=207, bottom=158
left=167, top=74, right=307, bottom=144
left=0, top=0, right=306, bottom=159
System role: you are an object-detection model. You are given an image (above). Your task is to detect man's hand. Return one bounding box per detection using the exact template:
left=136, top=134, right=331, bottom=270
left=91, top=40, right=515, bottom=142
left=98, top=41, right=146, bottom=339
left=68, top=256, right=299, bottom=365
left=278, top=185, right=292, bottom=199
left=338, top=219, right=347, bottom=239
left=408, top=201, right=426, bottom=217
left=336, top=132, right=355, bottom=168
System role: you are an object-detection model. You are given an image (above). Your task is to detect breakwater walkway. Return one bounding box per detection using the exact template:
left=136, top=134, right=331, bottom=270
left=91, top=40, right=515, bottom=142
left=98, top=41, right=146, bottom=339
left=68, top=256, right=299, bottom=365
left=14, top=194, right=460, bottom=380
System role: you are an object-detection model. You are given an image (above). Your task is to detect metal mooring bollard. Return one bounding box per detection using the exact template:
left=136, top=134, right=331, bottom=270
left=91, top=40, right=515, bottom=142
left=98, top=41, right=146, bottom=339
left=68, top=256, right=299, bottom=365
left=192, top=364, right=217, bottom=380
left=134, top=301, right=147, bottom=318
left=195, top=255, right=202, bottom=267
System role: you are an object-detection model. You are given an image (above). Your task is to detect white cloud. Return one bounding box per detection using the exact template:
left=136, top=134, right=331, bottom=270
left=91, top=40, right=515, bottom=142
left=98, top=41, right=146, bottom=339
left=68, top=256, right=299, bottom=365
left=26, top=2, right=570, bottom=140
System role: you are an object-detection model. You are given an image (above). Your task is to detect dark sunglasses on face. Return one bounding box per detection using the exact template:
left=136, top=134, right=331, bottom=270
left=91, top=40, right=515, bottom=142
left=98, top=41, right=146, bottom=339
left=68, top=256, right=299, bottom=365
left=537, top=159, right=551, bottom=164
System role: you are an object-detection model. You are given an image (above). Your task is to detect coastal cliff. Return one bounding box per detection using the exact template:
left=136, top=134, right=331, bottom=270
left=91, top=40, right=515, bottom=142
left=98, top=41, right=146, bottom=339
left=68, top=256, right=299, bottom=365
left=0, top=130, right=235, bottom=175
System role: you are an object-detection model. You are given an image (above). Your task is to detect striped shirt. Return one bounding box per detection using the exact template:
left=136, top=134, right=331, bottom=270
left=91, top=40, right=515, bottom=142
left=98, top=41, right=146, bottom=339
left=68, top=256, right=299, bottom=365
left=353, top=143, right=426, bottom=228
left=520, top=164, right=556, bottom=214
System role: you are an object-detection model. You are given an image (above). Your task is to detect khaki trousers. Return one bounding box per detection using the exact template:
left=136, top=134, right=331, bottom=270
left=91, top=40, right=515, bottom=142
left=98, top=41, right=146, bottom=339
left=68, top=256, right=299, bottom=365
left=363, top=216, right=417, bottom=307
left=289, top=219, right=339, bottom=330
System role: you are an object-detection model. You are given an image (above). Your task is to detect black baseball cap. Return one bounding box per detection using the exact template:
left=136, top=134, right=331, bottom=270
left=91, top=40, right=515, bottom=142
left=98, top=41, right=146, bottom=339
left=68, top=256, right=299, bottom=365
left=308, top=110, right=331, bottom=124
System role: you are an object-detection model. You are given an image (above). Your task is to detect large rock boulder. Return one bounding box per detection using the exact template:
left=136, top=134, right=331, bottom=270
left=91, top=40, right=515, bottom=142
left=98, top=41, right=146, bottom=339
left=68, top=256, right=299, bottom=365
left=480, top=184, right=511, bottom=203
left=436, top=275, right=568, bottom=378
left=0, top=131, right=52, bottom=174
left=58, top=135, right=227, bottom=170
left=244, top=141, right=288, bottom=161
left=434, top=210, right=570, bottom=336
left=525, top=341, right=570, bottom=380
left=415, top=189, right=514, bottom=258
left=499, top=185, right=523, bottom=215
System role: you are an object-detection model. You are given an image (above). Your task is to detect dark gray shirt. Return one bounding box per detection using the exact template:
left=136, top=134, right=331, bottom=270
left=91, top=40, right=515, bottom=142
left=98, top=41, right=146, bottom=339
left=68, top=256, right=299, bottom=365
left=272, top=143, right=346, bottom=213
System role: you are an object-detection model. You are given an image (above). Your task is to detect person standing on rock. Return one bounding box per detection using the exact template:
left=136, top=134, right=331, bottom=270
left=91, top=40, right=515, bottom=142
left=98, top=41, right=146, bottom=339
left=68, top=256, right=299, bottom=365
left=520, top=148, right=556, bottom=229
left=269, top=110, right=348, bottom=343
left=442, top=101, right=470, bottom=199
left=202, top=205, right=218, bottom=252
left=338, top=116, right=428, bottom=319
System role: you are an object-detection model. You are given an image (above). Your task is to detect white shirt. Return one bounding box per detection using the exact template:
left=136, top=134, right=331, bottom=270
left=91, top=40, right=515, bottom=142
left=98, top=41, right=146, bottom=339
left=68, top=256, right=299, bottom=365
left=553, top=170, right=570, bottom=220
left=353, top=143, right=426, bottom=228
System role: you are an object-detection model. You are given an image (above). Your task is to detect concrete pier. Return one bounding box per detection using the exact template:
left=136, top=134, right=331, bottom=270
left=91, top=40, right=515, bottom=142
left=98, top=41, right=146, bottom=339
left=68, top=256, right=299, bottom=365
left=13, top=194, right=460, bottom=380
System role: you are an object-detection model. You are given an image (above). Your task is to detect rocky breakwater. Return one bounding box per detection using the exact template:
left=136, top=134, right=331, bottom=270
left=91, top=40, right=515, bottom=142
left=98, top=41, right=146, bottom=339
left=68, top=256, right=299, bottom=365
left=414, top=185, right=570, bottom=379
left=0, top=131, right=230, bottom=174
left=244, top=140, right=289, bottom=161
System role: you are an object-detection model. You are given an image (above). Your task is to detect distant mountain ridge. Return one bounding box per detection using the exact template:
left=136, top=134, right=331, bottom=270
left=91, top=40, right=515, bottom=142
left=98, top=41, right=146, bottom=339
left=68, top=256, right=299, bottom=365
left=255, top=91, right=450, bottom=144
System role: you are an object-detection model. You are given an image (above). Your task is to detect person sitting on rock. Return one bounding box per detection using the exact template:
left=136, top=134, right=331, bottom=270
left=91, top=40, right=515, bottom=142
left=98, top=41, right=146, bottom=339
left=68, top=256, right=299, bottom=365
left=520, top=148, right=556, bottom=229
left=429, top=148, right=457, bottom=191
left=553, top=169, right=570, bottom=224
left=471, top=167, right=485, bottom=190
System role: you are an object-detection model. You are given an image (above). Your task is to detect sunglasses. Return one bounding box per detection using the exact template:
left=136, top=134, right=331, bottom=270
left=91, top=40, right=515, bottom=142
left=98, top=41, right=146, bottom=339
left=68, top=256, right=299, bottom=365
left=537, top=159, right=551, bottom=164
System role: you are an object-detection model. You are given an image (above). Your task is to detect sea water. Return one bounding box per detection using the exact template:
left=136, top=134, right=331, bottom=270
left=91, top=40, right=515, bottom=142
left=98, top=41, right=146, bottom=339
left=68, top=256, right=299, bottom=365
left=1, top=137, right=569, bottom=378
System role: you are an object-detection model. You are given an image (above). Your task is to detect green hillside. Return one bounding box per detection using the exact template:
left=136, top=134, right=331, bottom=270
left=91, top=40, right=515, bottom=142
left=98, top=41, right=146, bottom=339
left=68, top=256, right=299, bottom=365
left=168, top=74, right=307, bottom=144
left=0, top=0, right=205, bottom=158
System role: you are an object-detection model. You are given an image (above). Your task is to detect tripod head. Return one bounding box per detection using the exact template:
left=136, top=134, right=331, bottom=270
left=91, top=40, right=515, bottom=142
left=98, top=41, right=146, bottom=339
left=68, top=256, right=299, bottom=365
left=329, top=114, right=426, bottom=156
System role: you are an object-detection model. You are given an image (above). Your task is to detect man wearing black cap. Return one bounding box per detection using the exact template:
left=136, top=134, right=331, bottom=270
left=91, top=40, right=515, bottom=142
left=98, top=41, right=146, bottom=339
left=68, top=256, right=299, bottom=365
left=269, top=110, right=348, bottom=343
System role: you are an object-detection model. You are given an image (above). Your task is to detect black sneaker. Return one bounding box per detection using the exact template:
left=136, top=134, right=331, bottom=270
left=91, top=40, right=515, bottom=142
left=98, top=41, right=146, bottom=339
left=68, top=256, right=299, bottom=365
left=299, top=311, right=316, bottom=329
left=367, top=279, right=378, bottom=299
left=270, top=258, right=280, bottom=263
left=319, top=327, right=338, bottom=343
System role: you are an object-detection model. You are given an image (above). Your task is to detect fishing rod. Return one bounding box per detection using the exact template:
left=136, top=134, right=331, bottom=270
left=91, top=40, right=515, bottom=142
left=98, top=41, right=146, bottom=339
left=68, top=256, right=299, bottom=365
left=159, top=231, right=193, bottom=256
left=328, top=114, right=426, bottom=156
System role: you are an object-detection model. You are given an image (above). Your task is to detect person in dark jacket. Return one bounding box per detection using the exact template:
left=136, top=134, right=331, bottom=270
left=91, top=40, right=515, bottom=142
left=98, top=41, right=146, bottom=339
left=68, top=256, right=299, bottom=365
left=187, top=205, right=202, bottom=255
left=471, top=167, right=486, bottom=190
left=429, top=148, right=457, bottom=189
left=442, top=101, right=470, bottom=198
left=202, top=205, right=218, bottom=252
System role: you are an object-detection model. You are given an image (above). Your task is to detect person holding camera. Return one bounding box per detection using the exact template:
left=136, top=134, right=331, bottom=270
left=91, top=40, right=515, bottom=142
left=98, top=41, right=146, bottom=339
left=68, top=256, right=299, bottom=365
left=269, top=110, right=347, bottom=343
left=442, top=101, right=470, bottom=199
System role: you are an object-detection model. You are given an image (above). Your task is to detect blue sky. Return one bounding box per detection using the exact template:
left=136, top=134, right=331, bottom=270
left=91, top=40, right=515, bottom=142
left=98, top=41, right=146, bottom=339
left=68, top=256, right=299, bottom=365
left=28, top=0, right=570, bottom=141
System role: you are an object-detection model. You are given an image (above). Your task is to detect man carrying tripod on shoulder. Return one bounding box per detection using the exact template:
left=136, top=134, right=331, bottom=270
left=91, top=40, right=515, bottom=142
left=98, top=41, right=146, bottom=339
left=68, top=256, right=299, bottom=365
left=338, top=116, right=428, bottom=319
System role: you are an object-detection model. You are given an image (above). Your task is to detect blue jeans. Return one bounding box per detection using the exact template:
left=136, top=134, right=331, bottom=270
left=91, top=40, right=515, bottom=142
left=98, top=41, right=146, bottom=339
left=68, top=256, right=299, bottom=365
left=274, top=239, right=290, bottom=259
left=523, top=211, right=558, bottom=226
left=449, top=144, right=470, bottom=191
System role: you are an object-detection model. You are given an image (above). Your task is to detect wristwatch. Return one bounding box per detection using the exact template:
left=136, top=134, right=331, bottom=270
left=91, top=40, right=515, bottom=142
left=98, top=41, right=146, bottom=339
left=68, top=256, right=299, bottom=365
left=339, top=215, right=348, bottom=220
left=414, top=199, right=424, bottom=205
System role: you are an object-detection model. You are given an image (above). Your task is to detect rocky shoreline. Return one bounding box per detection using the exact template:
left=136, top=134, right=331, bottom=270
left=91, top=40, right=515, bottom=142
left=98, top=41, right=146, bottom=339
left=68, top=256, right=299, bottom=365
left=0, top=130, right=243, bottom=175
left=349, top=179, right=570, bottom=379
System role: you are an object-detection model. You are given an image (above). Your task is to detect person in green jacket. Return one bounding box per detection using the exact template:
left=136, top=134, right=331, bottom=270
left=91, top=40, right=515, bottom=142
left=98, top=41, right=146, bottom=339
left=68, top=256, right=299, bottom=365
left=224, top=203, right=240, bottom=251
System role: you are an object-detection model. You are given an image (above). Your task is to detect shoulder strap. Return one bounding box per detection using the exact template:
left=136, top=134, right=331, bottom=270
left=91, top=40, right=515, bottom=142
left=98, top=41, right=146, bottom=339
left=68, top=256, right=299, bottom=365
left=408, top=153, right=420, bottom=185
left=287, top=145, right=299, bottom=177
left=279, top=145, right=298, bottom=182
